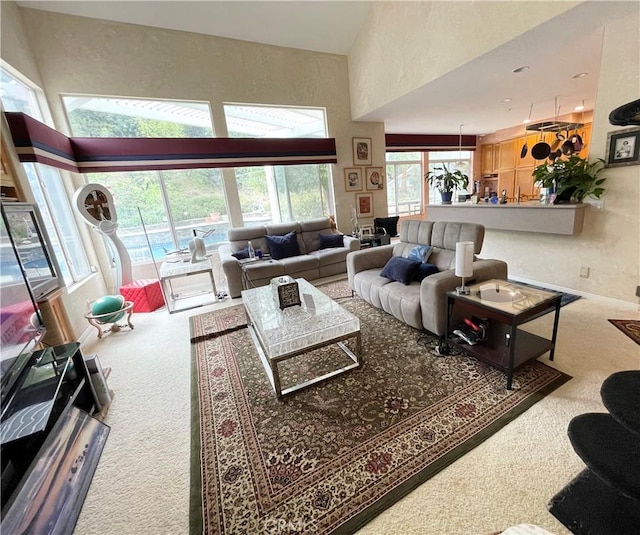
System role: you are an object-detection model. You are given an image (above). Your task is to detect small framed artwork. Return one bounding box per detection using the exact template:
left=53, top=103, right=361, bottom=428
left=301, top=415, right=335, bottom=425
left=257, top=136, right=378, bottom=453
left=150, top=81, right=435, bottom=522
left=344, top=167, right=363, bottom=191
left=356, top=192, right=373, bottom=217
left=360, top=225, right=374, bottom=237
left=365, top=167, right=384, bottom=190
left=605, top=127, right=640, bottom=167
left=352, top=137, right=372, bottom=166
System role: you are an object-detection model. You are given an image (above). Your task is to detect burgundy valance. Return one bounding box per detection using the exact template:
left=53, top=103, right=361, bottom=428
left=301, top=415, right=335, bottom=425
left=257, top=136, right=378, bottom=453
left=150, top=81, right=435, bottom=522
left=385, top=133, right=477, bottom=152
left=5, top=112, right=337, bottom=173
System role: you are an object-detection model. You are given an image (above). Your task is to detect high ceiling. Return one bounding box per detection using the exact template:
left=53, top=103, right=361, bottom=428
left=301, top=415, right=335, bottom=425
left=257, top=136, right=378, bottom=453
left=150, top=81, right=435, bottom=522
left=15, top=1, right=634, bottom=136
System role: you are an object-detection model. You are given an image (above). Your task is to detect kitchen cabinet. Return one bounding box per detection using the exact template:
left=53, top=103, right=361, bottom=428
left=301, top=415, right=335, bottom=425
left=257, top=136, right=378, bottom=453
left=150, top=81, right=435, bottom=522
left=498, top=139, right=516, bottom=170
left=498, top=169, right=515, bottom=199
left=516, top=166, right=537, bottom=198
left=516, top=133, right=539, bottom=168
left=481, top=143, right=498, bottom=175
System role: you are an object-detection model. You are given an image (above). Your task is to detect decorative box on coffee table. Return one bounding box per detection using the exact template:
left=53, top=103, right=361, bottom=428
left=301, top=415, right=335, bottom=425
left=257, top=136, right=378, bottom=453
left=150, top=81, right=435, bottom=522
left=270, top=275, right=301, bottom=309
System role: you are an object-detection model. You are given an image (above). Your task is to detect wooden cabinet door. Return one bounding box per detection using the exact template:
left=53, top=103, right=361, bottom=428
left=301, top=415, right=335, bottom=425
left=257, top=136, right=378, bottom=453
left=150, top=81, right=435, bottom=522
left=498, top=140, right=516, bottom=170
left=516, top=167, right=536, bottom=198
left=497, top=169, right=516, bottom=200
left=516, top=133, right=539, bottom=168
left=481, top=144, right=494, bottom=175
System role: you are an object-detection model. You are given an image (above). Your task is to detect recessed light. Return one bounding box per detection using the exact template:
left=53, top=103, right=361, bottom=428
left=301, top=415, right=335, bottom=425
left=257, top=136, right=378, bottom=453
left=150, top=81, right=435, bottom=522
left=522, top=118, right=531, bottom=124
left=503, top=98, right=512, bottom=102
left=573, top=72, right=588, bottom=79
left=574, top=105, right=585, bottom=111
left=512, top=66, right=529, bottom=73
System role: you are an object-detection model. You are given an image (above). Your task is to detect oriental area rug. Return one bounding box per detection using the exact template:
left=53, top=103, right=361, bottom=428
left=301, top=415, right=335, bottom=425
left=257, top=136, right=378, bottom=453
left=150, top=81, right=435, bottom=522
left=189, top=280, right=571, bottom=535
left=608, top=319, right=640, bottom=345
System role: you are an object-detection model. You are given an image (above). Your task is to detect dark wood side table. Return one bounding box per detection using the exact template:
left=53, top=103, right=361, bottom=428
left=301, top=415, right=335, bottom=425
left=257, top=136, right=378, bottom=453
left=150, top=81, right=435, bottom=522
left=443, top=279, right=562, bottom=389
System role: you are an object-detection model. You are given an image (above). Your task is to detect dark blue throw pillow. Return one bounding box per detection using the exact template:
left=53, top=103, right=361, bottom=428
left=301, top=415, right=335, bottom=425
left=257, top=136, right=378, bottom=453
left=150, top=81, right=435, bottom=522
left=232, top=246, right=250, bottom=259
left=380, top=256, right=421, bottom=285
left=265, top=230, right=300, bottom=260
left=318, top=233, right=344, bottom=250
left=414, top=262, right=439, bottom=282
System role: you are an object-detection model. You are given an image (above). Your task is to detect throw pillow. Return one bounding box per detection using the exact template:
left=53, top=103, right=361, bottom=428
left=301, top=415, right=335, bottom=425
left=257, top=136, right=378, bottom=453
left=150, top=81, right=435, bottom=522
left=265, top=230, right=300, bottom=260
left=232, top=246, right=250, bottom=259
left=380, top=256, right=421, bottom=285
left=374, top=216, right=400, bottom=237
left=407, top=245, right=432, bottom=263
left=318, top=233, right=344, bottom=250
left=414, top=262, right=439, bottom=282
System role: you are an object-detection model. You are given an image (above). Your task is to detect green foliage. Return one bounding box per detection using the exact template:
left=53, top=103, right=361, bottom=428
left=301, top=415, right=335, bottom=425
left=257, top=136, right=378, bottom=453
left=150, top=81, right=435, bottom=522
left=532, top=156, right=607, bottom=201
left=424, top=163, right=469, bottom=193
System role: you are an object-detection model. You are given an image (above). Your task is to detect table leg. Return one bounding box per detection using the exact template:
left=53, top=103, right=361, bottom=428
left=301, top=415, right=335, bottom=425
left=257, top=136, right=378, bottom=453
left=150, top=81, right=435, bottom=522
left=507, top=323, right=518, bottom=390
left=549, top=297, right=561, bottom=361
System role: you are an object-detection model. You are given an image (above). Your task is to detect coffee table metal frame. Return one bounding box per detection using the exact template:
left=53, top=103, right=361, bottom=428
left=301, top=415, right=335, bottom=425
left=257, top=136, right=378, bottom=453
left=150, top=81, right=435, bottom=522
left=242, top=278, right=361, bottom=399
left=443, top=278, right=562, bottom=390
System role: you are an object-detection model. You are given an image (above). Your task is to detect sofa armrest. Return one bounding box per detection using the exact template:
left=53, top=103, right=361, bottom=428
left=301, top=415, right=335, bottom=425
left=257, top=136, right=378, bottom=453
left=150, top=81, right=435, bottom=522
left=420, top=259, right=508, bottom=337
left=344, top=235, right=360, bottom=252
left=346, top=244, right=394, bottom=289
left=219, top=243, right=244, bottom=298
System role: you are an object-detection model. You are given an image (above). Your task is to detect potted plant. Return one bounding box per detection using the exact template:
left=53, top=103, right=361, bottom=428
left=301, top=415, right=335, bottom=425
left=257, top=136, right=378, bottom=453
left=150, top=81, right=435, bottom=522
left=532, top=155, right=607, bottom=204
left=424, top=163, right=469, bottom=204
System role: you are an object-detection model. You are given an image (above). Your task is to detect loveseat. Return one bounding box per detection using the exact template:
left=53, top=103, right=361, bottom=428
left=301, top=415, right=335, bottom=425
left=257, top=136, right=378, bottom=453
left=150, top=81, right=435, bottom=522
left=347, top=220, right=508, bottom=338
left=219, top=217, right=360, bottom=298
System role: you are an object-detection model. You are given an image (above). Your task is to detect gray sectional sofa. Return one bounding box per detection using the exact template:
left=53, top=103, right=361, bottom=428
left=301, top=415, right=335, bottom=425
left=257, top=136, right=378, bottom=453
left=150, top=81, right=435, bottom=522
left=219, top=217, right=360, bottom=298
left=347, top=220, right=508, bottom=338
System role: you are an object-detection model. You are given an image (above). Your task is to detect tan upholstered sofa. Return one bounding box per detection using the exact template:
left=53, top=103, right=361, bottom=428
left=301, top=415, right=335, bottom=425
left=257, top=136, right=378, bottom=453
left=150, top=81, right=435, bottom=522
left=347, top=220, right=508, bottom=339
left=219, top=217, right=360, bottom=298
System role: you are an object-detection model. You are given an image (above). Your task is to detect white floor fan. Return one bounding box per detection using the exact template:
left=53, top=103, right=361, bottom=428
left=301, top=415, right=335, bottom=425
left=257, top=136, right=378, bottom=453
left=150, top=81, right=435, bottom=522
left=73, top=183, right=133, bottom=292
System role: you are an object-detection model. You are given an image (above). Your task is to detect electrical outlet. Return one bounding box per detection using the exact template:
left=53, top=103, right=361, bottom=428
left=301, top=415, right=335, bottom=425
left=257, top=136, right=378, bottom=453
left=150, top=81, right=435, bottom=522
left=580, top=266, right=590, bottom=278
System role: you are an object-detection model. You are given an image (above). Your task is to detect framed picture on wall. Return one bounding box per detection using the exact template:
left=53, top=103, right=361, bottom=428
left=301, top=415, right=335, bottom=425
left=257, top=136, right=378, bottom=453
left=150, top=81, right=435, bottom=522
left=365, top=167, right=384, bottom=190
left=605, top=127, right=640, bottom=167
left=356, top=192, right=373, bottom=217
left=344, top=167, right=363, bottom=191
left=352, top=137, right=372, bottom=166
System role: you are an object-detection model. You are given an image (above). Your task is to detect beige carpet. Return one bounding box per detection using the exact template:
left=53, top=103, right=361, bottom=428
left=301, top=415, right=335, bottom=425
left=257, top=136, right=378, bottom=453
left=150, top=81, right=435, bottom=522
left=74, top=276, right=639, bottom=535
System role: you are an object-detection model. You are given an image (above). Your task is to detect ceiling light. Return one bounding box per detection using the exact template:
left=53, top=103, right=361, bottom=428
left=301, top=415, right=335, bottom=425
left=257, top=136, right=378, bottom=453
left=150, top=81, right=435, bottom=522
left=512, top=66, right=529, bottom=73
left=575, top=99, right=585, bottom=112
left=522, top=118, right=531, bottom=124
left=503, top=98, right=512, bottom=102
left=573, top=72, right=588, bottom=79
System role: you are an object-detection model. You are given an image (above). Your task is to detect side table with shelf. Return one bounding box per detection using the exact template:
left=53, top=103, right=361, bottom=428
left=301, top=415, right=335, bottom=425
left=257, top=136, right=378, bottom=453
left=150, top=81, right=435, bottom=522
left=159, top=258, right=218, bottom=313
left=442, top=279, right=562, bottom=389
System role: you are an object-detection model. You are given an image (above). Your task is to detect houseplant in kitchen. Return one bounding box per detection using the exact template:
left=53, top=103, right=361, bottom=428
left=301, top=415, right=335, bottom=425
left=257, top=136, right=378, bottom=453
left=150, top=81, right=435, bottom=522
left=424, top=163, right=470, bottom=204
left=532, top=155, right=607, bottom=204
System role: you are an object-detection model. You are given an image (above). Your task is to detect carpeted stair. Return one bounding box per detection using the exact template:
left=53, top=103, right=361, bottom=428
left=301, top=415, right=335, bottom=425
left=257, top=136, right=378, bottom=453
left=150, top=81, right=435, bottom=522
left=548, top=370, right=640, bottom=534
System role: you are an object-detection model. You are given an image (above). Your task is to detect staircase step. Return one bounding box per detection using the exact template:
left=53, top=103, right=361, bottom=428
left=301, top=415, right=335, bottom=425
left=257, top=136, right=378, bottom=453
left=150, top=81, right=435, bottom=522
left=568, top=412, right=640, bottom=500
left=600, top=370, right=640, bottom=435
left=549, top=467, right=640, bottom=535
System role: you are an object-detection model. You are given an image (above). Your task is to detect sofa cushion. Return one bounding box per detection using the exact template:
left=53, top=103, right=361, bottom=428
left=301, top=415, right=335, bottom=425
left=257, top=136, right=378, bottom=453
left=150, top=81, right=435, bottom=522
left=374, top=216, right=400, bottom=237
left=407, top=245, right=432, bottom=263
left=232, top=246, right=250, bottom=259
left=414, top=262, right=439, bottom=282
left=318, top=233, right=344, bottom=249
left=380, top=256, right=421, bottom=285
left=265, top=230, right=301, bottom=260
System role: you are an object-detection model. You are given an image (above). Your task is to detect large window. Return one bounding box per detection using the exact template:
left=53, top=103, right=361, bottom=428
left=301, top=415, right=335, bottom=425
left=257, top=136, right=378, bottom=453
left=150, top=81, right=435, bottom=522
left=385, top=152, right=423, bottom=216
left=1, top=66, right=91, bottom=286
left=426, top=151, right=472, bottom=204
left=63, top=96, right=227, bottom=263
left=224, top=104, right=332, bottom=225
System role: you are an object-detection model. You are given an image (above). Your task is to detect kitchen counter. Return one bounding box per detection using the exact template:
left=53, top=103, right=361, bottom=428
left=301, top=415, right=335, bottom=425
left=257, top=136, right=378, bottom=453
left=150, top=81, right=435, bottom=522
left=427, top=202, right=589, bottom=235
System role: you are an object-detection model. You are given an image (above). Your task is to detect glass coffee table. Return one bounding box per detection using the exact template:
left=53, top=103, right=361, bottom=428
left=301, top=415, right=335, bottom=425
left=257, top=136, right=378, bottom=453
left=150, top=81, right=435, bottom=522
left=241, top=278, right=361, bottom=398
left=443, top=279, right=562, bottom=389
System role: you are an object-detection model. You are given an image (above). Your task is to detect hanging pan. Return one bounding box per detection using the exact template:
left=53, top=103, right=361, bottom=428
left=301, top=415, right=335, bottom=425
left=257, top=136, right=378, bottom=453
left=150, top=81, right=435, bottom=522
left=531, top=131, right=551, bottom=160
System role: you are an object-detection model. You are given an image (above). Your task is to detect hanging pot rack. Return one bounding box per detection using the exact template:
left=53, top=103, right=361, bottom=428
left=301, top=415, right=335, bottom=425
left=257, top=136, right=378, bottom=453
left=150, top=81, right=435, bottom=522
left=525, top=120, right=584, bottom=133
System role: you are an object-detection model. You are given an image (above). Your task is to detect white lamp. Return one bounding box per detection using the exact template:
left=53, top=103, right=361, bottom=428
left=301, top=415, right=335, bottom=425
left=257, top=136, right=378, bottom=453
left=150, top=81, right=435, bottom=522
left=188, top=228, right=215, bottom=263
left=455, top=241, right=474, bottom=295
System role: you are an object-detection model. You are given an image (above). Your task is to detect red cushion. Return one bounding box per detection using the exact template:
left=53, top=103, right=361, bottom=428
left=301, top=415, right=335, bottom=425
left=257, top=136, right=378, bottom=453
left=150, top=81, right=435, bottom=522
left=119, top=279, right=165, bottom=312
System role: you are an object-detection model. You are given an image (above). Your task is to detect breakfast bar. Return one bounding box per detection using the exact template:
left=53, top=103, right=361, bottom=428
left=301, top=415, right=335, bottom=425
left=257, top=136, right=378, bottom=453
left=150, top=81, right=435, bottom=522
left=427, top=202, right=589, bottom=235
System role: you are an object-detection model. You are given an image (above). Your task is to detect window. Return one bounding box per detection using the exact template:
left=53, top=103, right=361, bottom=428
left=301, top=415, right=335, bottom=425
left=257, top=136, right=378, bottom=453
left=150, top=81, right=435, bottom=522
left=1, top=65, right=91, bottom=286
left=426, top=151, right=472, bottom=204
left=63, top=96, right=227, bottom=263
left=385, top=152, right=423, bottom=216
left=224, top=104, right=333, bottom=225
